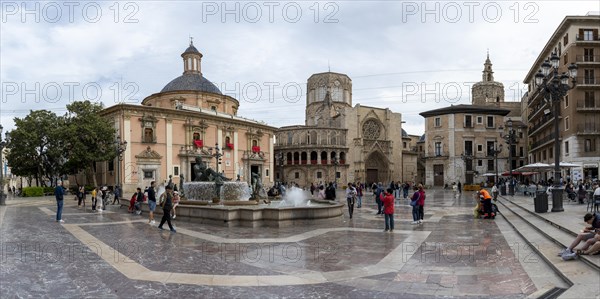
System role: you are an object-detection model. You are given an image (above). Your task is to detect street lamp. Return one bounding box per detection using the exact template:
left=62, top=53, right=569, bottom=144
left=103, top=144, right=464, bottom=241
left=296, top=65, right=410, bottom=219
left=115, top=136, right=127, bottom=191
left=333, top=156, right=339, bottom=186
left=534, top=52, right=577, bottom=212
left=211, top=143, right=223, bottom=174
left=460, top=152, right=474, bottom=184
left=0, top=125, right=7, bottom=206
left=500, top=118, right=520, bottom=196
left=275, top=151, right=284, bottom=183
left=489, top=144, right=503, bottom=186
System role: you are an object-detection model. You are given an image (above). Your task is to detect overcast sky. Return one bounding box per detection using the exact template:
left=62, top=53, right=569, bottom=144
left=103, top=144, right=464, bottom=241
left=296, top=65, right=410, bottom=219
left=1, top=1, right=599, bottom=136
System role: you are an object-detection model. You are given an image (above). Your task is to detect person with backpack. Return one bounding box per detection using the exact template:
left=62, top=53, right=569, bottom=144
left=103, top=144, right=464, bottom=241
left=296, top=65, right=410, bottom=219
left=158, top=185, right=176, bottom=233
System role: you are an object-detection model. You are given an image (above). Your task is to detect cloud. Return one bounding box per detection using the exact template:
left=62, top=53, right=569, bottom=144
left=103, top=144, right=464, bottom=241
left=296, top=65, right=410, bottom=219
left=1, top=0, right=599, bottom=136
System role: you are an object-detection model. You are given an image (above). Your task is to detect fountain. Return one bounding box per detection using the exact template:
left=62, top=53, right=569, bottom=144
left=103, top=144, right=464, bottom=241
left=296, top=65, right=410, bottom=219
left=132, top=156, right=343, bottom=227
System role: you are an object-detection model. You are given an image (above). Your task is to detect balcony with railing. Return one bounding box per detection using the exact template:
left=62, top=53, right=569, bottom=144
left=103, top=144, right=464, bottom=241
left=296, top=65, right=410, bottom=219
left=576, top=33, right=600, bottom=42
left=528, top=113, right=556, bottom=137
left=530, top=133, right=559, bottom=151
left=528, top=101, right=550, bottom=121
left=576, top=76, right=600, bottom=85
left=576, top=123, right=600, bottom=135
left=576, top=99, right=600, bottom=111
left=576, top=55, right=600, bottom=63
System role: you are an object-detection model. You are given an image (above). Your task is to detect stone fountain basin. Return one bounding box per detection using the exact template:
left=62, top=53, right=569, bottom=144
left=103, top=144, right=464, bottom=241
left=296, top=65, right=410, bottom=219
left=123, top=199, right=343, bottom=227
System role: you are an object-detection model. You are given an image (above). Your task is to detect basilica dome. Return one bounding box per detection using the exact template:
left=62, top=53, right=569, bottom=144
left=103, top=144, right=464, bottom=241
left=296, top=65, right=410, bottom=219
left=161, top=73, right=222, bottom=94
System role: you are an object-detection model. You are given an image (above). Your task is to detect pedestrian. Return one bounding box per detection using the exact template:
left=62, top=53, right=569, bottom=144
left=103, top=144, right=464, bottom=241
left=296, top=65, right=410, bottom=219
left=356, top=182, right=363, bottom=208
left=417, top=184, right=426, bottom=224
left=317, top=185, right=326, bottom=200
left=147, top=181, right=157, bottom=224
left=458, top=181, right=462, bottom=194
left=382, top=188, right=395, bottom=232
left=403, top=182, right=410, bottom=200
left=375, top=182, right=384, bottom=215
left=310, top=183, right=316, bottom=197
left=171, top=191, right=180, bottom=219
left=492, top=184, right=499, bottom=201
left=135, top=187, right=144, bottom=215
left=345, top=183, right=357, bottom=219
left=158, top=185, right=176, bottom=233
left=91, top=187, right=97, bottom=211
left=410, top=186, right=420, bottom=224
left=478, top=188, right=494, bottom=219
left=112, top=185, right=120, bottom=205
left=77, top=185, right=85, bottom=209
left=54, top=182, right=65, bottom=223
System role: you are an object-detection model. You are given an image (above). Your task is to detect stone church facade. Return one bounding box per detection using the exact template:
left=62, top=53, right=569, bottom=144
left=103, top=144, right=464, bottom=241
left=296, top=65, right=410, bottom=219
left=420, top=54, right=525, bottom=187
left=96, top=42, right=277, bottom=194
left=274, top=72, right=405, bottom=187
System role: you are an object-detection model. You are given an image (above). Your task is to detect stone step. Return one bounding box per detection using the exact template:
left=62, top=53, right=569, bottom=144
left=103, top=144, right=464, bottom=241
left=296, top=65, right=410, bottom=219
left=498, top=199, right=600, bottom=299
left=501, top=197, right=600, bottom=272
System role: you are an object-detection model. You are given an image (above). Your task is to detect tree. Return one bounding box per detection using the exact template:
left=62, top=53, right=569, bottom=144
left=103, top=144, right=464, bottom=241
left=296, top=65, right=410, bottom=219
left=6, top=110, right=67, bottom=186
left=64, top=101, right=116, bottom=187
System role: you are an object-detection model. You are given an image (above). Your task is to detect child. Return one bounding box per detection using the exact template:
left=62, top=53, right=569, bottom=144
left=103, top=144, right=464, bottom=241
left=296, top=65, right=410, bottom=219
left=171, top=191, right=180, bottom=219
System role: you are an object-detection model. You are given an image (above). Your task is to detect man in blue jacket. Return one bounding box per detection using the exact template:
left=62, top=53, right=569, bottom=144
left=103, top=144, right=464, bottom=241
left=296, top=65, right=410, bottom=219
left=54, top=182, right=65, bottom=223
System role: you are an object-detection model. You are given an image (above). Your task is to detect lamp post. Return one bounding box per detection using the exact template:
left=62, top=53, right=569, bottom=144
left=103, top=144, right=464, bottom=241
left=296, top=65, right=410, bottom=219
left=500, top=118, right=520, bottom=196
left=211, top=143, right=223, bottom=174
left=275, top=151, right=284, bottom=183
left=115, top=136, right=127, bottom=192
left=534, top=52, right=577, bottom=212
left=460, top=152, right=474, bottom=185
left=488, top=143, right=503, bottom=186
left=0, top=125, right=7, bottom=206
left=333, top=156, right=339, bottom=186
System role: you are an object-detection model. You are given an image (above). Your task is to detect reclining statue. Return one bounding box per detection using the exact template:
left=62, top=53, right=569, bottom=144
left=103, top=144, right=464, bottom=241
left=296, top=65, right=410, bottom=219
left=193, top=156, right=231, bottom=182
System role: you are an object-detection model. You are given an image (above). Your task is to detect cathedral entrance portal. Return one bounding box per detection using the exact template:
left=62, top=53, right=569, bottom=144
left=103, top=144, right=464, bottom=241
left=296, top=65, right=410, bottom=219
left=365, top=151, right=388, bottom=185
left=366, top=169, right=378, bottom=186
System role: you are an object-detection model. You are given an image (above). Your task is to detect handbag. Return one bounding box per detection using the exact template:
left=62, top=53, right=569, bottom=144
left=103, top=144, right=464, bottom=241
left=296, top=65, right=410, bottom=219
left=410, top=200, right=417, bottom=207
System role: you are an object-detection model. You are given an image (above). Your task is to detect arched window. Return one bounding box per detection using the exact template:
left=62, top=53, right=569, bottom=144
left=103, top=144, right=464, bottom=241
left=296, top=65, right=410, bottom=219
left=286, top=152, right=293, bottom=165
left=225, top=136, right=230, bottom=144
left=321, top=151, right=328, bottom=164
left=252, top=140, right=258, bottom=147
left=294, top=152, right=300, bottom=165
left=310, top=151, right=318, bottom=164
left=339, top=152, right=346, bottom=164
left=193, top=132, right=200, bottom=140
left=301, top=152, right=307, bottom=164
left=310, top=131, right=317, bottom=145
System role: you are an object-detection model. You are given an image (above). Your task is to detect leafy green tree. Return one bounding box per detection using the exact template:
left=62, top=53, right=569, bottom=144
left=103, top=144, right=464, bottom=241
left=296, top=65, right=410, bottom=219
left=6, top=110, right=66, bottom=186
left=64, top=101, right=116, bottom=187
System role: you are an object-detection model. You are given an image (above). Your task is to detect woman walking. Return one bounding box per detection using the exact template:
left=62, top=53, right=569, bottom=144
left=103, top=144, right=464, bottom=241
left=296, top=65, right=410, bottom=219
left=417, top=184, right=426, bottom=224
left=382, top=188, right=395, bottom=232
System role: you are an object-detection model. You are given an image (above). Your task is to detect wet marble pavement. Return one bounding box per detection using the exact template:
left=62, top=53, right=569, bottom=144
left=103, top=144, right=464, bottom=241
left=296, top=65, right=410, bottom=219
left=0, top=190, right=555, bottom=298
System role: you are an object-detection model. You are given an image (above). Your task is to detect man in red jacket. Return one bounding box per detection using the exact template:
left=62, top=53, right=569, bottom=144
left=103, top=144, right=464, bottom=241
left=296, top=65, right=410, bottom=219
left=382, top=188, right=395, bottom=232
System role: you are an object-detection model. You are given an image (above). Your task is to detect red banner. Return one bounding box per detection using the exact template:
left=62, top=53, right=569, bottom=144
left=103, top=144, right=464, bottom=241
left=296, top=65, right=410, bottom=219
left=194, top=139, right=203, bottom=147
left=252, top=146, right=260, bottom=153
left=226, top=143, right=234, bottom=150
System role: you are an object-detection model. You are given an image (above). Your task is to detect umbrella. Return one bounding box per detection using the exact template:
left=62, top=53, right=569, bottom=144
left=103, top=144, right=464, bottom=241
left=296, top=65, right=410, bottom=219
left=502, top=171, right=522, bottom=176
left=552, top=161, right=579, bottom=168
left=521, top=172, right=538, bottom=176
left=516, top=163, right=552, bottom=172
left=481, top=173, right=498, bottom=177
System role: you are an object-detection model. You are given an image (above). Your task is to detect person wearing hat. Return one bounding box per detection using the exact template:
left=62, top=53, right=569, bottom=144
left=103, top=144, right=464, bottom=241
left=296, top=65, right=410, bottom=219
left=158, top=185, right=176, bottom=233
left=171, top=190, right=180, bottom=219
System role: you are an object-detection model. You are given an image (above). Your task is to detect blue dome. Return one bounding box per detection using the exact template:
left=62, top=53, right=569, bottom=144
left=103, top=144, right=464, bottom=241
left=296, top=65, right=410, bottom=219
left=161, top=73, right=222, bottom=94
